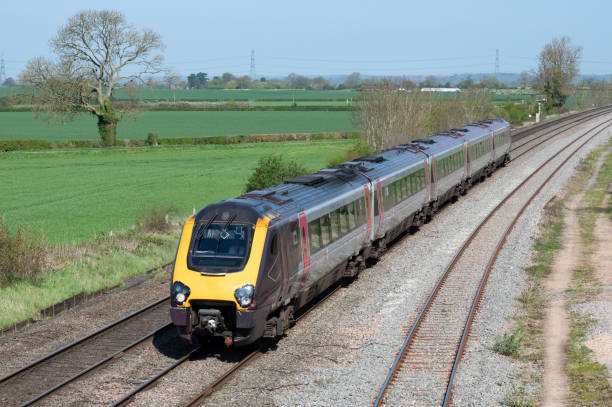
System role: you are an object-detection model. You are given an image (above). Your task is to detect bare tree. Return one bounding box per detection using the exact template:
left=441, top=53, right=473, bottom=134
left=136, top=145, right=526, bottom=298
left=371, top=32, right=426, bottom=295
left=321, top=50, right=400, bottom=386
left=537, top=36, right=582, bottom=107
left=20, top=10, right=164, bottom=146
left=354, top=82, right=494, bottom=152
left=344, top=72, right=361, bottom=88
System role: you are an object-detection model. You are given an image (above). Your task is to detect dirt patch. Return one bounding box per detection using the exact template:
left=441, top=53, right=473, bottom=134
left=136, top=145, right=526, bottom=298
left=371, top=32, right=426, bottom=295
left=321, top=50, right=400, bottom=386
left=585, top=181, right=612, bottom=383
left=542, top=147, right=612, bottom=406
left=541, top=192, right=581, bottom=406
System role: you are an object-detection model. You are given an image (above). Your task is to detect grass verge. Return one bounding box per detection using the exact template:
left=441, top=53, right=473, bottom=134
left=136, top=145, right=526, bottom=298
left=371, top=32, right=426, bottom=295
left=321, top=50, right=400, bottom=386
left=0, top=224, right=179, bottom=329
left=564, top=139, right=612, bottom=405
left=496, top=139, right=612, bottom=405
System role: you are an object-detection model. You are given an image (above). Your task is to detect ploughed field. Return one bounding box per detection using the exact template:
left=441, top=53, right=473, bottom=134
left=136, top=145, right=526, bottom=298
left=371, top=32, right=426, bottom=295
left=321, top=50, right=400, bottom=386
left=0, top=111, right=357, bottom=141
left=0, top=140, right=352, bottom=245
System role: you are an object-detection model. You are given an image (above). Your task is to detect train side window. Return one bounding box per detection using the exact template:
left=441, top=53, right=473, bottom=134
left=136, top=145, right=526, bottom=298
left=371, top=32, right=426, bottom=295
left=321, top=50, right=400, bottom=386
left=358, top=198, right=366, bottom=226
left=270, top=233, right=279, bottom=256
left=320, top=214, right=331, bottom=247
left=420, top=169, right=426, bottom=189
left=330, top=210, right=340, bottom=242
left=374, top=194, right=379, bottom=217
left=339, top=206, right=349, bottom=235
left=410, top=174, right=416, bottom=195
left=347, top=202, right=356, bottom=230
left=401, top=178, right=408, bottom=199
left=308, top=219, right=321, bottom=254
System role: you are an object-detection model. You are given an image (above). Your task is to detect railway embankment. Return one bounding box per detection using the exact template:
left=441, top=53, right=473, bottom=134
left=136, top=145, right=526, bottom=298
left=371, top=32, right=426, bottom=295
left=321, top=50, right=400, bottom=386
left=1, top=110, right=611, bottom=406
left=144, top=115, right=611, bottom=405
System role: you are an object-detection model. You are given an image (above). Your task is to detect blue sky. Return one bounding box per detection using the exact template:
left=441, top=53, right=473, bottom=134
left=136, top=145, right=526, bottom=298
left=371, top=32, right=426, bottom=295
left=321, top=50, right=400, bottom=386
left=1, top=0, right=610, bottom=79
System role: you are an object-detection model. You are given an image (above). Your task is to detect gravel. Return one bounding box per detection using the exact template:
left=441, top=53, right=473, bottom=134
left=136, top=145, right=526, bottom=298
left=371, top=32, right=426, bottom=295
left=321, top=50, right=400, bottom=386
left=3, top=116, right=610, bottom=407
left=177, top=117, right=611, bottom=407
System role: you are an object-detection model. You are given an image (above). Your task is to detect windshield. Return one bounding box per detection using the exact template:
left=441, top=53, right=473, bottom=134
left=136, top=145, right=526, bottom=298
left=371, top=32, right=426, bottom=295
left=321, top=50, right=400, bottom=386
left=189, top=221, right=255, bottom=272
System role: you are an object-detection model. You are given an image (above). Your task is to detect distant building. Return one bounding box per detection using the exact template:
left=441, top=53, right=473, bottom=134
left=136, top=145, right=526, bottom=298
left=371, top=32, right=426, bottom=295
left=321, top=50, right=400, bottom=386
left=420, top=87, right=461, bottom=92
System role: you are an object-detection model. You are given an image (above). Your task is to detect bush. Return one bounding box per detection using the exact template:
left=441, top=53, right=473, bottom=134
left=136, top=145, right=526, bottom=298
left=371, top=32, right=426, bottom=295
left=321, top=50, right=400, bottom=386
left=0, top=217, right=48, bottom=286
left=146, top=132, right=158, bottom=146
left=245, top=155, right=308, bottom=192
left=326, top=141, right=372, bottom=167
left=136, top=205, right=179, bottom=233
left=492, top=327, right=524, bottom=357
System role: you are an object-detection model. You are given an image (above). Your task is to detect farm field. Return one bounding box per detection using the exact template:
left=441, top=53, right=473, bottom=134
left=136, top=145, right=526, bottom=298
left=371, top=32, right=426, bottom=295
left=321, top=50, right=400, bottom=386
left=0, top=111, right=358, bottom=141
left=0, top=140, right=353, bottom=245
left=0, top=87, right=359, bottom=101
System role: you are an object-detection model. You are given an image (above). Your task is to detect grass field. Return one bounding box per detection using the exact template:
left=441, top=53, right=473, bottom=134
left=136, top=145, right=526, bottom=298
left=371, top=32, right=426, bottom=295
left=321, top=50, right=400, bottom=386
left=0, top=111, right=358, bottom=141
left=0, top=87, right=359, bottom=101
left=0, top=140, right=354, bottom=245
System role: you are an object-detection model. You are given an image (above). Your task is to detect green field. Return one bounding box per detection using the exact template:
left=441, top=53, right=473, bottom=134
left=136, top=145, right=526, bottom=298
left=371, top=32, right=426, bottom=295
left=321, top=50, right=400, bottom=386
left=0, top=140, right=353, bottom=245
left=0, top=87, right=359, bottom=101
left=0, top=111, right=358, bottom=141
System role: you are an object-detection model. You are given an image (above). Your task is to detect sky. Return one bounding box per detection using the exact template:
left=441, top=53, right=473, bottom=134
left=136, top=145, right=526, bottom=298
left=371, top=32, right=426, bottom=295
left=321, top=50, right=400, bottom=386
left=1, top=0, right=611, bottom=80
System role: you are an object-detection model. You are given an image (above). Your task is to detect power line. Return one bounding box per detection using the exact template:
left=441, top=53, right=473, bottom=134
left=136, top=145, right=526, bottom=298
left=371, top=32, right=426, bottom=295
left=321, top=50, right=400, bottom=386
left=0, top=54, right=6, bottom=84
left=495, top=49, right=500, bottom=74
left=250, top=49, right=256, bottom=80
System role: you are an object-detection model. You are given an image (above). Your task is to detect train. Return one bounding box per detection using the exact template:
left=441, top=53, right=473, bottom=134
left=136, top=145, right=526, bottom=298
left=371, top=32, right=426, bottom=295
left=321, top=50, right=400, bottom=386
left=170, top=118, right=511, bottom=346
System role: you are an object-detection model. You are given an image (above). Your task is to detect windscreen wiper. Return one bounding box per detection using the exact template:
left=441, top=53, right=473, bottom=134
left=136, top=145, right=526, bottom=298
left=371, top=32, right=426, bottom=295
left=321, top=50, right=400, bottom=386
left=196, top=214, right=217, bottom=240
left=215, top=214, right=237, bottom=253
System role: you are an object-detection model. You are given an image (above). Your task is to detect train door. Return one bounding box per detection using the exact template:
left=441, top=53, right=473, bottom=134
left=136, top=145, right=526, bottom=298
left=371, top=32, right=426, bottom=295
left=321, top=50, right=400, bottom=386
left=375, top=179, right=385, bottom=237
left=363, top=184, right=373, bottom=242
left=298, top=213, right=310, bottom=288
left=281, top=220, right=301, bottom=300
left=462, top=141, right=469, bottom=178
left=429, top=157, right=438, bottom=201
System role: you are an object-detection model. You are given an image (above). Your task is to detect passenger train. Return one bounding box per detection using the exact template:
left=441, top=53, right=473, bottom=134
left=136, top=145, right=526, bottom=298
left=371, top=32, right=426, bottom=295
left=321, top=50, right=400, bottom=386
left=170, top=118, right=511, bottom=346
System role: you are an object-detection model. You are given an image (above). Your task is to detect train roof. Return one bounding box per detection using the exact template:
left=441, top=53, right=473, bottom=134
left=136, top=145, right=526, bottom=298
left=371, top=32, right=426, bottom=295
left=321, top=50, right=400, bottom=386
left=196, top=119, right=509, bottom=226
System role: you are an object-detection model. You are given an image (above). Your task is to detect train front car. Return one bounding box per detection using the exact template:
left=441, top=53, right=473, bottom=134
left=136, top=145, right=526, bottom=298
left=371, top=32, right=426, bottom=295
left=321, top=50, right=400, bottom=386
left=170, top=200, right=276, bottom=347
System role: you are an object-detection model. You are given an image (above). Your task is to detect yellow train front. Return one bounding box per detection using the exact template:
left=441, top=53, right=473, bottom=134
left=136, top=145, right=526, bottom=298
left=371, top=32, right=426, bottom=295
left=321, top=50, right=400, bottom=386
left=170, top=199, right=294, bottom=347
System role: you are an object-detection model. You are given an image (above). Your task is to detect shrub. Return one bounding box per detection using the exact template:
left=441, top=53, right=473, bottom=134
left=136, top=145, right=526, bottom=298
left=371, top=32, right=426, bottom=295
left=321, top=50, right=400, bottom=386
left=492, top=326, right=524, bottom=357
left=146, top=132, right=158, bottom=146
left=136, top=205, right=179, bottom=233
left=0, top=217, right=48, bottom=286
left=245, top=155, right=308, bottom=192
left=326, top=141, right=372, bottom=167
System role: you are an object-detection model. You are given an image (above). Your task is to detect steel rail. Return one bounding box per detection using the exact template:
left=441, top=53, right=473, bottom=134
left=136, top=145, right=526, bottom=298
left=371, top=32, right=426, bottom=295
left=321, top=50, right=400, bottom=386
left=0, top=295, right=170, bottom=386
left=21, top=323, right=173, bottom=407
left=373, top=117, right=612, bottom=406
left=110, top=285, right=342, bottom=407
left=442, top=121, right=612, bottom=407
left=511, top=107, right=612, bottom=159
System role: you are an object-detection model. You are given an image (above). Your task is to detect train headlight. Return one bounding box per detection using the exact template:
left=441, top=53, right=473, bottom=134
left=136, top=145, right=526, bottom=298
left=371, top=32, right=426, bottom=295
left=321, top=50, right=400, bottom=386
left=172, top=281, right=191, bottom=305
left=234, top=284, right=255, bottom=308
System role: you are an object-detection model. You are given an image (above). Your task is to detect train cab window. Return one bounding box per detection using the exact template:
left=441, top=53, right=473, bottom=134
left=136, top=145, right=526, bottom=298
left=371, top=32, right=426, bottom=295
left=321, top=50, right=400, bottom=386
left=189, top=221, right=254, bottom=271
left=339, top=206, right=349, bottom=235
left=308, top=219, right=321, bottom=253
left=330, top=210, right=340, bottom=242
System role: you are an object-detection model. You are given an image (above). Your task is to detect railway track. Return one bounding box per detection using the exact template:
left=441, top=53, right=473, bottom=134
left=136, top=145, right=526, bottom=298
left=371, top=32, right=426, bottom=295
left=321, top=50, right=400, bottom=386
left=0, top=297, right=172, bottom=406
left=1, top=106, right=609, bottom=406
left=510, top=105, right=612, bottom=159
left=372, top=116, right=612, bottom=406
left=112, top=285, right=342, bottom=407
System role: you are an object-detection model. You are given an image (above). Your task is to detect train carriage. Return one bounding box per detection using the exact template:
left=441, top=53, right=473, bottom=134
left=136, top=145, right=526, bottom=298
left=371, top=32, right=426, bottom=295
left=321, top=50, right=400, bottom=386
left=170, top=118, right=510, bottom=346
